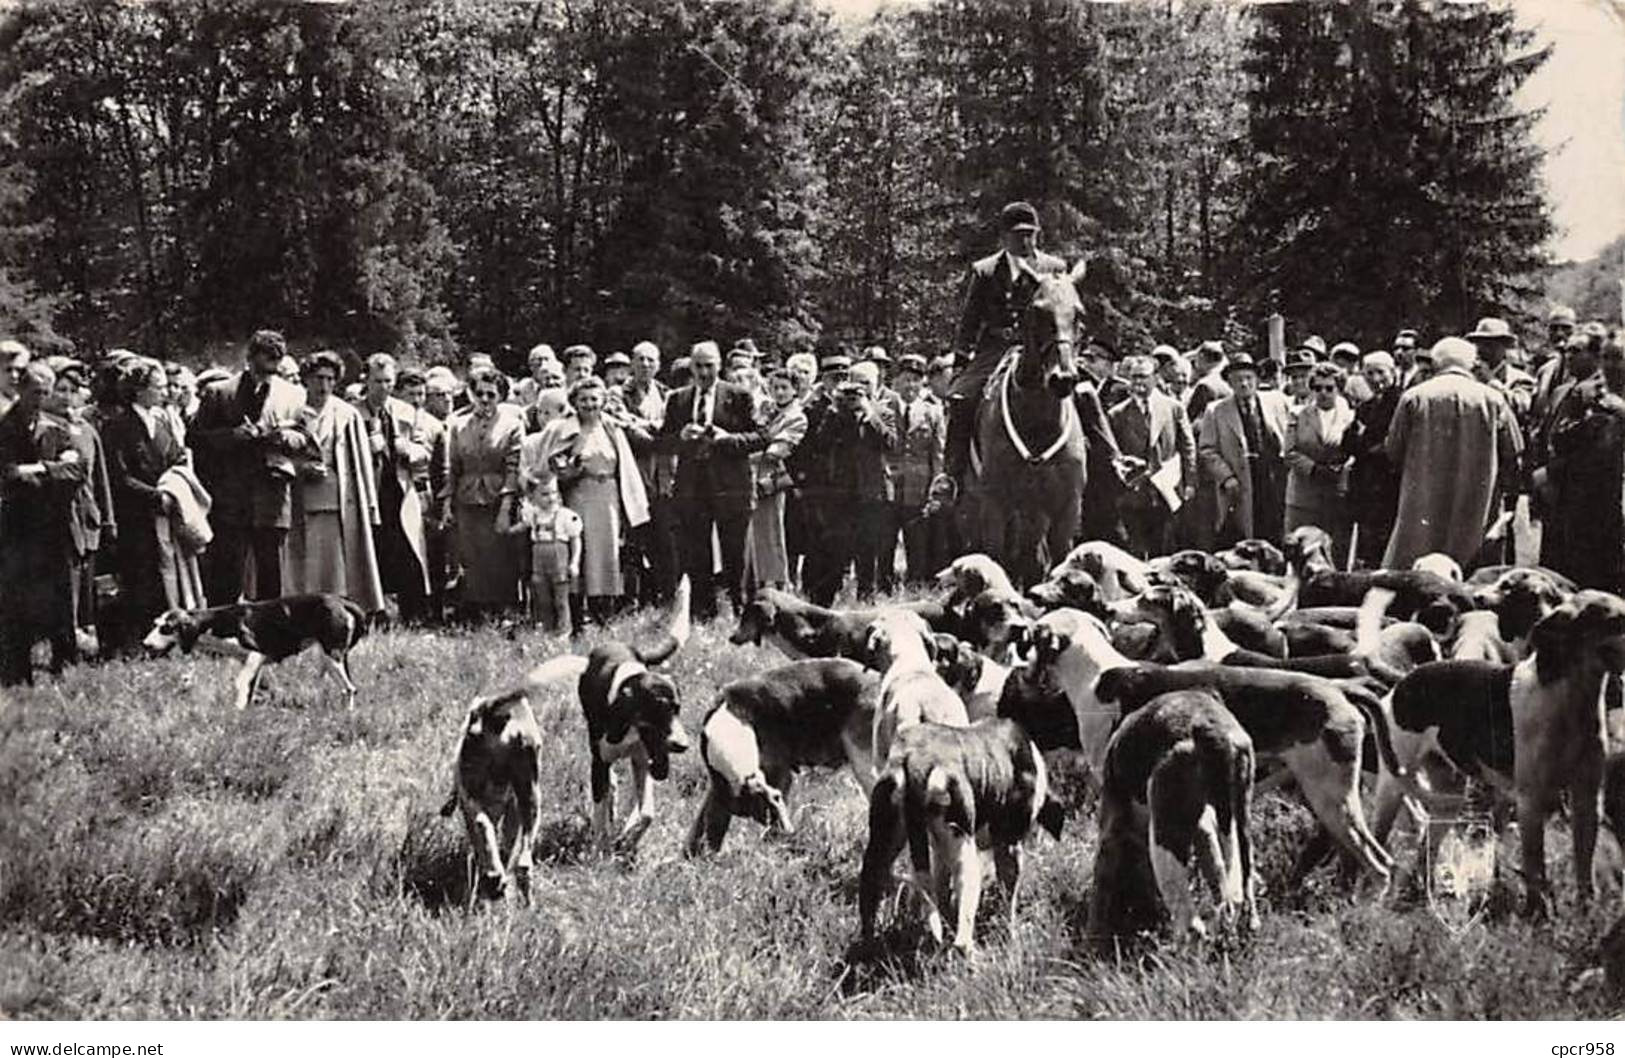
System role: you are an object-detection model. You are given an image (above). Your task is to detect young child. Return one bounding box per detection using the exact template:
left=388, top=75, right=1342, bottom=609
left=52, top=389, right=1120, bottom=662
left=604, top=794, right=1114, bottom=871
left=498, top=476, right=582, bottom=633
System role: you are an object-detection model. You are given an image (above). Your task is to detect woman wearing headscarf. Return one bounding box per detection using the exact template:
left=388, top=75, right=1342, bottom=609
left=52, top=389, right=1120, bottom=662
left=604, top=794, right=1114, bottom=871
left=745, top=367, right=806, bottom=590
left=284, top=352, right=385, bottom=613
left=531, top=375, right=649, bottom=626
left=1284, top=362, right=1355, bottom=567
left=448, top=365, right=525, bottom=617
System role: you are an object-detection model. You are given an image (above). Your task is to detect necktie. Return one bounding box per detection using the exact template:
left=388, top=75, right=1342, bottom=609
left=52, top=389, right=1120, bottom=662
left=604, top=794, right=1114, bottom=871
left=902, top=400, right=912, bottom=435
left=1240, top=399, right=1262, bottom=457
left=693, top=387, right=709, bottom=426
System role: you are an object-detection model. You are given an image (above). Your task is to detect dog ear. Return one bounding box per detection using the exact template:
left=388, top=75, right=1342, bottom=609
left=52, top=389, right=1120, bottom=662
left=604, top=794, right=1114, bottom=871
left=176, top=615, right=204, bottom=654
left=1080, top=552, right=1104, bottom=579
left=1037, top=797, right=1066, bottom=840
left=1032, top=624, right=1063, bottom=664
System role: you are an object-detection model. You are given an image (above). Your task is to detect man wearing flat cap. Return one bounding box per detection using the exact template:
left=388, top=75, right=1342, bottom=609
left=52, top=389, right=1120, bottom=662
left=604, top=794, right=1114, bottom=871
left=945, top=200, right=1067, bottom=487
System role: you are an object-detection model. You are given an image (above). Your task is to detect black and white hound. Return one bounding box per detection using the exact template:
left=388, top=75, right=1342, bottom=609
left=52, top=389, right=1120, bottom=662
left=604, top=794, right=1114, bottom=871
left=142, top=594, right=369, bottom=710
left=865, top=609, right=971, bottom=767
left=1090, top=688, right=1256, bottom=945
left=441, top=689, right=543, bottom=903
left=858, top=717, right=1064, bottom=953
left=1370, top=590, right=1625, bottom=916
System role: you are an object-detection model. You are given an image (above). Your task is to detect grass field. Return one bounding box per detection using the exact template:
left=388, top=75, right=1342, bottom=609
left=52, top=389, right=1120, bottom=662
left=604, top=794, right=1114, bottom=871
left=1, top=602, right=1620, bottom=1020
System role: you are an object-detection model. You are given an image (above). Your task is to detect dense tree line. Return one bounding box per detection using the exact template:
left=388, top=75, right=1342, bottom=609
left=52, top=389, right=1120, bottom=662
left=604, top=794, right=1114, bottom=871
left=0, top=0, right=1559, bottom=367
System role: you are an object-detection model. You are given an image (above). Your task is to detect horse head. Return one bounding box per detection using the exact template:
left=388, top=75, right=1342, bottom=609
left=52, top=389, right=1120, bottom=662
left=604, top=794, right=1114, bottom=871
left=1018, top=259, right=1087, bottom=396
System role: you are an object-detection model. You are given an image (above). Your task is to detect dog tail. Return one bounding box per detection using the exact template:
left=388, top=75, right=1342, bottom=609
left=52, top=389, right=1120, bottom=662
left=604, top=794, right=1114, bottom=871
left=1262, top=574, right=1299, bottom=623
left=1342, top=681, right=1406, bottom=780
left=1354, top=587, right=1407, bottom=685
left=344, top=598, right=373, bottom=647
left=637, top=575, right=692, bottom=666
left=520, top=654, right=590, bottom=699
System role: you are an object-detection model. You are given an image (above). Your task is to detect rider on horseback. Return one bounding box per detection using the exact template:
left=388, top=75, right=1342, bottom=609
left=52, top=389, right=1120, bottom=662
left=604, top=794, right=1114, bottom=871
left=942, top=201, right=1068, bottom=496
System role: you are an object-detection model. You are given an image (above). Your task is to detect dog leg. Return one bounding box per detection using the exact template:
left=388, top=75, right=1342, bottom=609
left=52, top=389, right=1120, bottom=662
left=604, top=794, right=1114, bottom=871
left=1149, top=755, right=1203, bottom=939
left=325, top=648, right=358, bottom=708
left=1291, top=753, right=1393, bottom=881
left=685, top=778, right=734, bottom=858
left=460, top=798, right=506, bottom=901
left=590, top=759, right=619, bottom=851
left=1573, top=770, right=1604, bottom=908
left=858, top=776, right=906, bottom=942
left=943, top=827, right=982, bottom=954
left=993, top=843, right=1023, bottom=928
left=617, top=756, right=655, bottom=850
left=1518, top=791, right=1557, bottom=918
left=233, top=651, right=266, bottom=711
left=512, top=769, right=542, bottom=907
left=926, top=824, right=954, bottom=948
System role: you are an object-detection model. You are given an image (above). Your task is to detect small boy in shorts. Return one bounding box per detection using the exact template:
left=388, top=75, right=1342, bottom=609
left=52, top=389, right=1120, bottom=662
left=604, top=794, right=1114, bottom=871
left=498, top=477, right=582, bottom=633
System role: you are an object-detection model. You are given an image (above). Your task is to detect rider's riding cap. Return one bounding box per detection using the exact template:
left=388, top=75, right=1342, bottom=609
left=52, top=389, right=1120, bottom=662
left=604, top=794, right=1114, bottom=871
left=1001, top=201, right=1040, bottom=233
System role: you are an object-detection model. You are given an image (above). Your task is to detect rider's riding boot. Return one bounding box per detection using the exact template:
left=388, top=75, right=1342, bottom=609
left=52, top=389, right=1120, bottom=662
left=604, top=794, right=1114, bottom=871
left=945, top=395, right=975, bottom=486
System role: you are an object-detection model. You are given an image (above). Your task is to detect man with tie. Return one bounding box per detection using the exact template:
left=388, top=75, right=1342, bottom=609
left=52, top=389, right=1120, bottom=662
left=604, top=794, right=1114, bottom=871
left=358, top=353, right=434, bottom=623
left=889, top=353, right=947, bottom=584
left=944, top=201, right=1067, bottom=491
left=190, top=329, right=312, bottom=603
left=1109, top=355, right=1196, bottom=558
left=1197, top=352, right=1291, bottom=548
left=657, top=340, right=766, bottom=620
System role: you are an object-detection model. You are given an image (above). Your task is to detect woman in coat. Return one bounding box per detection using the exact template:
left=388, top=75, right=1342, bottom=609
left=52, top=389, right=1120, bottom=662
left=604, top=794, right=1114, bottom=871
left=284, top=352, right=386, bottom=613
left=745, top=368, right=806, bottom=590
left=531, top=375, right=650, bottom=626
left=448, top=366, right=525, bottom=617
left=103, top=358, right=192, bottom=638
left=1284, top=362, right=1355, bottom=566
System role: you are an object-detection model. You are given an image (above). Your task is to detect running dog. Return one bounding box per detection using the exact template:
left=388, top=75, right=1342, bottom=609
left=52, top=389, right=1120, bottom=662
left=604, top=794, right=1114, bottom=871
left=143, top=594, right=368, bottom=710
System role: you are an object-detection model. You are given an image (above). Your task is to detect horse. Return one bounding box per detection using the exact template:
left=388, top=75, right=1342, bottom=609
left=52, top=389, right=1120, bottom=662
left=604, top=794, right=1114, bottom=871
left=963, top=261, right=1089, bottom=586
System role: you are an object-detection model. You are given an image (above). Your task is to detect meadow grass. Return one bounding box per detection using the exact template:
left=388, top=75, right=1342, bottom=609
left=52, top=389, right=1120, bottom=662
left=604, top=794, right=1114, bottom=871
left=1, top=602, right=1620, bottom=1019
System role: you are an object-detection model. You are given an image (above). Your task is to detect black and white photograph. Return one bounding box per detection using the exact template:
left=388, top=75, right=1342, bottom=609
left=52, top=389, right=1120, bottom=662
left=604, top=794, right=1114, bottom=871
left=2, top=0, right=1625, bottom=1030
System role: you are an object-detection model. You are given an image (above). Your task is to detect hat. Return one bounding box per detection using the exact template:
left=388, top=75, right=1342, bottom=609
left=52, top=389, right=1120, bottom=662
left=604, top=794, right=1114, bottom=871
left=1000, top=201, right=1040, bottom=233
left=1394, top=328, right=1418, bottom=346
left=1298, top=335, right=1328, bottom=357
left=850, top=362, right=879, bottom=386
left=1467, top=317, right=1514, bottom=342
left=1221, top=352, right=1259, bottom=378
left=44, top=355, right=85, bottom=382
left=1330, top=341, right=1360, bottom=362
left=863, top=345, right=891, bottom=365
left=819, top=353, right=853, bottom=372
left=1548, top=305, right=1577, bottom=326
left=1362, top=351, right=1396, bottom=372
left=733, top=338, right=759, bottom=356
left=603, top=351, right=631, bottom=368
left=196, top=366, right=233, bottom=388
left=397, top=365, right=427, bottom=386
left=896, top=353, right=928, bottom=376
left=1150, top=344, right=1181, bottom=364
left=726, top=347, right=756, bottom=366
left=1284, top=348, right=1316, bottom=372
left=930, top=353, right=955, bottom=374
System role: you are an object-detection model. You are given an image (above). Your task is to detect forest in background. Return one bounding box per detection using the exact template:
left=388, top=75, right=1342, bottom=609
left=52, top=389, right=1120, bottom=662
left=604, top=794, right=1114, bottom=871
left=0, top=0, right=1572, bottom=370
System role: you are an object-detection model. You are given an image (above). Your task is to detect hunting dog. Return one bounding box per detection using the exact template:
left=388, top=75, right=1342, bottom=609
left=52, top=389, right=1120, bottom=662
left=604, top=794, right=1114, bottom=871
left=1090, top=688, right=1256, bottom=946
left=932, top=632, right=1010, bottom=721
left=858, top=717, right=1064, bottom=953
left=522, top=577, right=695, bottom=852
left=936, top=553, right=1020, bottom=605
left=1217, top=538, right=1288, bottom=575
left=1153, top=549, right=1297, bottom=615
left=687, top=658, right=881, bottom=856
left=1046, top=540, right=1154, bottom=602
left=1369, top=590, right=1625, bottom=915
left=1009, top=608, right=1400, bottom=879
left=142, top=594, right=368, bottom=710
left=865, top=609, right=971, bottom=767
left=1109, top=583, right=1437, bottom=686
left=728, top=588, right=954, bottom=660
left=441, top=689, right=543, bottom=903
left=1282, top=526, right=1475, bottom=635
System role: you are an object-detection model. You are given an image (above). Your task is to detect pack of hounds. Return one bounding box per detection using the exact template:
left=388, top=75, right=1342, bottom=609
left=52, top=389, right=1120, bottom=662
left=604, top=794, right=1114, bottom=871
left=139, top=526, right=1625, bottom=967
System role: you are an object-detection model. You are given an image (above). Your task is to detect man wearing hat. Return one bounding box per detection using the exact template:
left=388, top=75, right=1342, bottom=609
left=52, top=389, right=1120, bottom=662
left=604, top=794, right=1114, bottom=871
left=1185, top=340, right=1232, bottom=421
left=1330, top=342, right=1371, bottom=405
left=1533, top=305, right=1580, bottom=424
left=889, top=352, right=947, bottom=583
left=944, top=200, right=1067, bottom=486
left=1197, top=351, right=1291, bottom=548
left=602, top=351, right=632, bottom=389
left=1383, top=337, right=1523, bottom=569
left=1468, top=316, right=1535, bottom=422
left=1281, top=347, right=1317, bottom=412
left=788, top=349, right=851, bottom=601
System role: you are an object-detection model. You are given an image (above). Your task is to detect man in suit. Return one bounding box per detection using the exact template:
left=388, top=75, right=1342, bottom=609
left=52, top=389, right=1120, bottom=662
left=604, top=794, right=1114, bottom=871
left=190, top=329, right=311, bottom=603
left=615, top=339, right=679, bottom=606
left=945, top=200, right=1068, bottom=488
left=1109, top=354, right=1196, bottom=558
left=889, top=353, right=946, bottom=584
left=357, top=353, right=434, bottom=623
left=1185, top=340, right=1232, bottom=421
left=657, top=340, right=766, bottom=620
left=394, top=366, right=452, bottom=623
left=1197, top=352, right=1291, bottom=548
